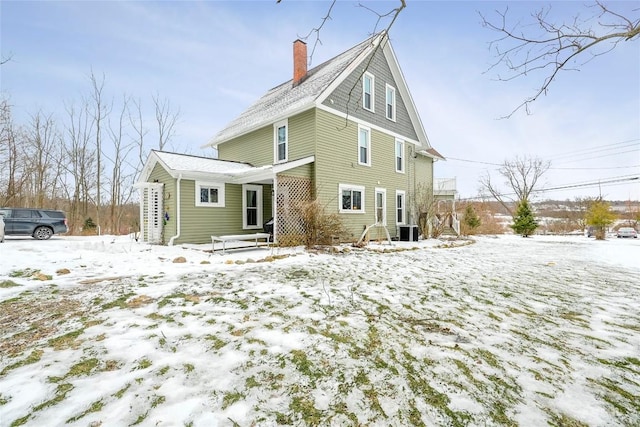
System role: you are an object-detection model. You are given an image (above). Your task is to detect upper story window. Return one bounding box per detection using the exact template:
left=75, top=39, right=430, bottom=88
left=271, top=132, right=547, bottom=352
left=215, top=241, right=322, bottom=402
left=358, top=125, right=371, bottom=166
left=395, top=139, right=404, bottom=173
left=386, top=84, right=396, bottom=121
left=363, top=72, right=375, bottom=112
left=274, top=119, right=288, bottom=163
left=195, top=181, right=225, bottom=207
left=340, top=184, right=365, bottom=213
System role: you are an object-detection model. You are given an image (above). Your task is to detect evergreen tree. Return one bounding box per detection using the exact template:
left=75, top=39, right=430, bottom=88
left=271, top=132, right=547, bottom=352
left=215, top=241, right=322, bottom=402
left=511, top=199, right=538, bottom=237
left=463, top=204, right=481, bottom=235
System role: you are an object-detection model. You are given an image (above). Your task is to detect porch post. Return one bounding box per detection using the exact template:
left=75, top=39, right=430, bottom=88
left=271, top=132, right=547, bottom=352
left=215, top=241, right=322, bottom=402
left=273, top=174, right=278, bottom=244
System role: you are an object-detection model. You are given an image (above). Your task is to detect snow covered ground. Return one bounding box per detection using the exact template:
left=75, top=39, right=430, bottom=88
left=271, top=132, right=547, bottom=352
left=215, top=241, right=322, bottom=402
left=0, top=234, right=638, bottom=427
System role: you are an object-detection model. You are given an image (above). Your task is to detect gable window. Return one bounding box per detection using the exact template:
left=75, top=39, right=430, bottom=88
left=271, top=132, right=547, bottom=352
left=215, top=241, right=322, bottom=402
left=363, top=72, right=375, bottom=112
left=396, top=190, right=406, bottom=224
left=274, top=119, right=288, bottom=163
left=243, top=184, right=263, bottom=229
left=195, top=181, right=225, bottom=207
left=358, top=126, right=371, bottom=166
left=339, top=184, right=365, bottom=213
left=395, top=139, right=405, bottom=173
left=375, top=188, right=386, bottom=225
left=386, top=84, right=396, bottom=121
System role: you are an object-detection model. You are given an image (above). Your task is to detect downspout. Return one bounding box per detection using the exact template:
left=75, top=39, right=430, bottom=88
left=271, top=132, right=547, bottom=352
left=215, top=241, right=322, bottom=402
left=168, top=173, right=182, bottom=246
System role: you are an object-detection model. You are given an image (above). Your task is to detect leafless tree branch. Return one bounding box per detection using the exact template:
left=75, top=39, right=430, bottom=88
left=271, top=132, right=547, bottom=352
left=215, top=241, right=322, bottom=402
left=479, top=156, right=551, bottom=216
left=480, top=1, right=640, bottom=117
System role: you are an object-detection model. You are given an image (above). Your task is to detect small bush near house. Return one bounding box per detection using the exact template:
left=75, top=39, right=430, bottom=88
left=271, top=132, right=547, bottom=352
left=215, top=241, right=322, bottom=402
left=300, top=199, right=348, bottom=248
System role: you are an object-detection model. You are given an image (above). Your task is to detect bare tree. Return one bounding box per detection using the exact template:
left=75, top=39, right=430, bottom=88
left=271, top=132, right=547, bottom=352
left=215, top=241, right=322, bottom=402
left=129, top=97, right=149, bottom=167
left=0, top=98, right=25, bottom=206
left=105, top=95, right=138, bottom=234
left=479, top=156, right=551, bottom=216
left=481, top=1, right=640, bottom=116
left=153, top=93, right=180, bottom=151
left=23, top=111, right=63, bottom=207
left=63, top=99, right=97, bottom=233
left=89, top=71, right=111, bottom=233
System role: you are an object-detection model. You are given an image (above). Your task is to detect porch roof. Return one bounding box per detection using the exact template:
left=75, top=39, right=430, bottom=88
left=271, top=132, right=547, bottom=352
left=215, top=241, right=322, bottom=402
left=138, top=150, right=314, bottom=185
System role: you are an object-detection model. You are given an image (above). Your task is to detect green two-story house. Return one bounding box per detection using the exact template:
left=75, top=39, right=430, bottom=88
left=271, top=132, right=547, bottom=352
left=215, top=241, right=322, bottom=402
left=136, top=31, right=443, bottom=245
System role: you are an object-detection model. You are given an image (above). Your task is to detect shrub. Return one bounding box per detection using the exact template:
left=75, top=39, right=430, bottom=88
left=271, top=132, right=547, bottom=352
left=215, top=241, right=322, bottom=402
left=300, top=199, right=347, bottom=248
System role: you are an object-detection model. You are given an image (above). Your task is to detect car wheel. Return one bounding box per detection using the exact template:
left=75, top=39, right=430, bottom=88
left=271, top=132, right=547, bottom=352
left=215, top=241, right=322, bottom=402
left=33, top=226, right=53, bottom=240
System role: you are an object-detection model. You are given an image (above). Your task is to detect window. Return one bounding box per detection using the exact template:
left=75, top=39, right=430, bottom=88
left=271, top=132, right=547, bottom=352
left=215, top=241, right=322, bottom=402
left=274, top=119, right=288, bottom=163
left=195, top=181, right=225, bottom=207
left=395, top=139, right=404, bottom=173
left=339, top=184, right=365, bottom=213
left=396, top=190, right=405, bottom=224
left=375, top=188, right=386, bottom=225
left=386, top=84, right=396, bottom=121
left=358, top=126, right=371, bottom=166
left=243, top=184, right=263, bottom=229
left=363, top=72, right=375, bottom=112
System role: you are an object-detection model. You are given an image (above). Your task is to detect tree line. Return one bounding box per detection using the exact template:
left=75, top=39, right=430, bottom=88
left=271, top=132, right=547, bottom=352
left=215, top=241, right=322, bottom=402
left=0, top=71, right=180, bottom=235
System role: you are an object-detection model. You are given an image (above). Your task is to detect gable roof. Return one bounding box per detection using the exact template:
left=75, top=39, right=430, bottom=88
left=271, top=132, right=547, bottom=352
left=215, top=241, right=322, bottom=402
left=206, top=32, right=441, bottom=159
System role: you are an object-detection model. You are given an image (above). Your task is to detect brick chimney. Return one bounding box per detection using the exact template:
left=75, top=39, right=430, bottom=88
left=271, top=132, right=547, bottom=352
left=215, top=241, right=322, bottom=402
left=293, top=39, right=307, bottom=85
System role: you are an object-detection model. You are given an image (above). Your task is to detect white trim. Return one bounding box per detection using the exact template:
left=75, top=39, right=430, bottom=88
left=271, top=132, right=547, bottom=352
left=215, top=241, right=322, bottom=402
left=395, top=139, right=405, bottom=174
left=273, top=119, right=288, bottom=164
left=339, top=183, right=365, bottom=214
left=358, top=125, right=371, bottom=167
left=195, top=181, right=225, bottom=207
left=375, top=187, right=387, bottom=225
left=385, top=84, right=396, bottom=122
left=396, top=190, right=406, bottom=225
left=362, top=72, right=375, bottom=112
left=242, top=184, right=263, bottom=229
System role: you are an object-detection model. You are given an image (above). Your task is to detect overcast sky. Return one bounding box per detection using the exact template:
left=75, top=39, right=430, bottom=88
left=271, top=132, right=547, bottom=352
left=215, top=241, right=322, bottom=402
left=2, top=1, right=639, bottom=201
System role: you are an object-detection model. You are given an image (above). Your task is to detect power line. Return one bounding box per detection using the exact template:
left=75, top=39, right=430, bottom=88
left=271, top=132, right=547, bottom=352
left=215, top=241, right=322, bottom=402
left=553, top=148, right=640, bottom=165
left=542, top=138, right=640, bottom=160
left=458, top=175, right=639, bottom=201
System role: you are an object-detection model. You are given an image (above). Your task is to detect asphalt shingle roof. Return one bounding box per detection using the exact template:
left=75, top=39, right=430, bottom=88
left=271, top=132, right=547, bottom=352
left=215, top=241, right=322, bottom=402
left=209, top=34, right=378, bottom=146
left=154, top=150, right=253, bottom=174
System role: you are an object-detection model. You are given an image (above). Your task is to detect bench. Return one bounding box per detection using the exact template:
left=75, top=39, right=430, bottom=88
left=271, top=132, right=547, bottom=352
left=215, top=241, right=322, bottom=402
left=211, top=233, right=271, bottom=254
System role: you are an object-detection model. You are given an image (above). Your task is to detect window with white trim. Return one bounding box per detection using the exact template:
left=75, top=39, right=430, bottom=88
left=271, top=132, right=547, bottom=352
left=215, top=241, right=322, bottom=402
left=386, top=84, right=396, bottom=121
left=375, top=188, right=386, bottom=225
left=274, top=119, right=288, bottom=163
left=395, top=139, right=404, bottom=173
left=396, top=190, right=406, bottom=224
left=243, top=184, right=263, bottom=229
left=363, top=72, right=375, bottom=112
left=195, top=181, right=225, bottom=207
left=358, top=126, right=371, bottom=166
left=339, top=184, right=365, bottom=213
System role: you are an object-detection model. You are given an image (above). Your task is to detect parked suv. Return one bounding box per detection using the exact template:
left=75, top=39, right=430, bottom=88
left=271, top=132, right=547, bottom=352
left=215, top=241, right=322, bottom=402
left=0, top=208, right=68, bottom=240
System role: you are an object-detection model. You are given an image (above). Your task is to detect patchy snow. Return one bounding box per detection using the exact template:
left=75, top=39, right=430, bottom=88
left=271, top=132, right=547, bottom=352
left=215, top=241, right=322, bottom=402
left=0, top=234, right=638, bottom=426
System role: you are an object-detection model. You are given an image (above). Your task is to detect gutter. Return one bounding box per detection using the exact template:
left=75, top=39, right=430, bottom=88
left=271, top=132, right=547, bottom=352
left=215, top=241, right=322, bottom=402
left=168, top=173, right=182, bottom=246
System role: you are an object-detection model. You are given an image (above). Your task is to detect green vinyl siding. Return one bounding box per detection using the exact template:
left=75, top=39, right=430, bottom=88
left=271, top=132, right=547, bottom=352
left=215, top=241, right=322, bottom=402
left=217, top=126, right=272, bottom=166
left=171, top=181, right=273, bottom=245
left=314, top=109, right=432, bottom=239
left=148, top=163, right=176, bottom=244
left=288, top=109, right=316, bottom=161
left=218, top=109, right=316, bottom=166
